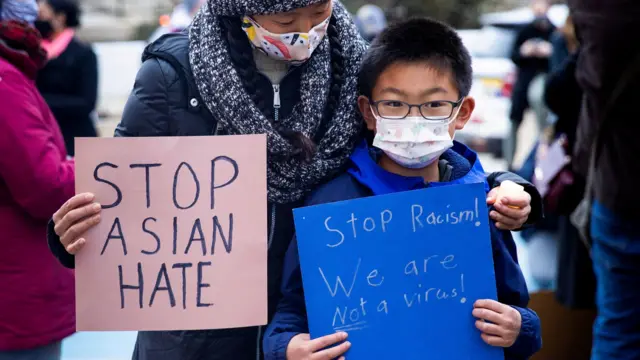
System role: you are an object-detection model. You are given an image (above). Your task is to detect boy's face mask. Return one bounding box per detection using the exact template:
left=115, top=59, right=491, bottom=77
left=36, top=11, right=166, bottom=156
left=372, top=106, right=462, bottom=169
left=241, top=13, right=331, bottom=64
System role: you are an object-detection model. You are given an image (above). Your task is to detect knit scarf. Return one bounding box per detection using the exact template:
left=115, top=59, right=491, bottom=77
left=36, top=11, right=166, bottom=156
left=189, top=0, right=366, bottom=204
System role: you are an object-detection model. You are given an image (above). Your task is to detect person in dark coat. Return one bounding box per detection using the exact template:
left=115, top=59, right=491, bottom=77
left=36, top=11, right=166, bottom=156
left=0, top=2, right=76, bottom=358
left=35, top=0, right=97, bottom=156
left=505, top=0, right=555, bottom=169
left=45, top=1, right=543, bottom=359
left=567, top=0, right=640, bottom=358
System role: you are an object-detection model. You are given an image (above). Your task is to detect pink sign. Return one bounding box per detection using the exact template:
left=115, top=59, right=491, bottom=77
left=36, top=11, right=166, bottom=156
left=74, top=135, right=268, bottom=331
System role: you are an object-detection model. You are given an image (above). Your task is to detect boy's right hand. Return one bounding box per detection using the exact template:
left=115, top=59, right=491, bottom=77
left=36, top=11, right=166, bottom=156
left=53, top=193, right=102, bottom=255
left=286, top=332, right=351, bottom=360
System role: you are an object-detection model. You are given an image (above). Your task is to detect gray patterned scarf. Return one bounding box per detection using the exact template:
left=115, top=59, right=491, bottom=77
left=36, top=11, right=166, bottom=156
left=189, top=0, right=366, bottom=203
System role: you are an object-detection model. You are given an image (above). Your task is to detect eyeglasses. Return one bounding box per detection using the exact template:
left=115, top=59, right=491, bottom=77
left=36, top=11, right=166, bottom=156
left=370, top=98, right=464, bottom=121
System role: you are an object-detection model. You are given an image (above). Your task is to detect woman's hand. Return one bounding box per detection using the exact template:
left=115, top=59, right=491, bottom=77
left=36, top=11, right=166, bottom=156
left=286, top=332, right=351, bottom=360
left=473, top=300, right=522, bottom=348
left=52, top=193, right=101, bottom=255
left=486, top=187, right=532, bottom=230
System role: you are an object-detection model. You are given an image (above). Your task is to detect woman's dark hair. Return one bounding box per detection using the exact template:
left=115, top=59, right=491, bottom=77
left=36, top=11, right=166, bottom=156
left=47, top=0, right=81, bottom=28
left=220, top=15, right=344, bottom=163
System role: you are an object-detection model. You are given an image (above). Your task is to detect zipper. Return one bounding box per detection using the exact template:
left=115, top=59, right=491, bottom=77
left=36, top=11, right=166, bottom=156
left=268, top=205, right=276, bottom=249
left=272, top=84, right=281, bottom=123
left=255, top=325, right=263, bottom=360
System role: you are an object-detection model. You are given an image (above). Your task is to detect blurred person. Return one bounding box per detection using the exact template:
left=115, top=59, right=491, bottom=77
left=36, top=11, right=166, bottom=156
left=0, top=0, right=76, bottom=358
left=505, top=0, right=555, bottom=170
left=35, top=0, right=97, bottom=156
left=168, top=0, right=205, bottom=33
left=45, top=0, right=542, bottom=359
left=549, top=15, right=578, bottom=72
left=567, top=0, right=640, bottom=358
left=355, top=3, right=386, bottom=42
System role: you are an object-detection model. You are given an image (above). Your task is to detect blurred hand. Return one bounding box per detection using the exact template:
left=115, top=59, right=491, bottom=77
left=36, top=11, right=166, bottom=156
left=486, top=187, right=532, bottom=230
left=520, top=41, right=536, bottom=57
left=286, top=332, right=351, bottom=360
left=53, top=193, right=101, bottom=255
left=535, top=41, right=553, bottom=57
left=473, top=300, right=522, bottom=348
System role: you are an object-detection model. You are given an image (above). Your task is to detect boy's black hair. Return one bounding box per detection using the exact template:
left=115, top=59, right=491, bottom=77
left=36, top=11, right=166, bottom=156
left=359, top=17, right=473, bottom=99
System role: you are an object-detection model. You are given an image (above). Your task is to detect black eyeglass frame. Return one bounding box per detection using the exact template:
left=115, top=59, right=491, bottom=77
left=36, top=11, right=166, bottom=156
left=369, top=98, right=465, bottom=121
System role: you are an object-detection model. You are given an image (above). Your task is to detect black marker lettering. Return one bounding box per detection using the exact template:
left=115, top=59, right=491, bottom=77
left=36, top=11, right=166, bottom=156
left=118, top=263, right=143, bottom=309
left=141, top=217, right=160, bottom=255
left=172, top=217, right=178, bottom=255
left=197, top=261, right=213, bottom=307
left=211, top=156, right=239, bottom=209
left=185, top=218, right=206, bottom=256
left=101, top=217, right=128, bottom=256
left=94, top=162, right=122, bottom=209
left=129, top=163, right=161, bottom=208
left=172, top=162, right=200, bottom=210
left=149, top=263, right=176, bottom=308
left=172, top=263, right=193, bottom=310
left=211, top=214, right=233, bottom=255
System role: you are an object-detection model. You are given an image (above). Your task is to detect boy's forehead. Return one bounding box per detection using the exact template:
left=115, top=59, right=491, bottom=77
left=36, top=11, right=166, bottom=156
left=373, top=61, right=458, bottom=97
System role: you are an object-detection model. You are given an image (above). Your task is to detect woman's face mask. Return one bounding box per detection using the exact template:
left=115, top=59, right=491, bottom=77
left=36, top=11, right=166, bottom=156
left=241, top=12, right=331, bottom=64
left=0, top=0, right=38, bottom=24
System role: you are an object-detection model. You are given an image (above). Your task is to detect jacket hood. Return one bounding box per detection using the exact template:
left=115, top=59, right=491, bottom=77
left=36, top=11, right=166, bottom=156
left=347, top=140, right=489, bottom=196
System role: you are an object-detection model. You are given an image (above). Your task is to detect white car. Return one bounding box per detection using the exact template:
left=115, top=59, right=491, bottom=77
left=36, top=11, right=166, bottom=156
left=456, top=27, right=516, bottom=157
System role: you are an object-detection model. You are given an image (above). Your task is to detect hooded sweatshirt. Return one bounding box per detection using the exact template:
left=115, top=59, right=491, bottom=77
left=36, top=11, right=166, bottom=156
left=263, top=141, right=542, bottom=360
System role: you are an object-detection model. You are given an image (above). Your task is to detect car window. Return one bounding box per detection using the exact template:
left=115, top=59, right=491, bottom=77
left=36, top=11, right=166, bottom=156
left=459, top=26, right=517, bottom=59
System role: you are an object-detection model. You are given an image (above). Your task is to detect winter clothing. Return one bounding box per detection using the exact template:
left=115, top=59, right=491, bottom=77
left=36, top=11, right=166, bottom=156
left=0, top=20, right=45, bottom=79
left=568, top=0, right=640, bottom=219
left=0, top=20, right=75, bottom=352
left=203, top=0, right=327, bottom=16
left=509, top=17, right=555, bottom=124
left=0, top=0, right=37, bottom=24
left=36, top=35, right=98, bottom=156
left=47, top=5, right=542, bottom=359
left=190, top=0, right=365, bottom=203
left=264, top=141, right=542, bottom=360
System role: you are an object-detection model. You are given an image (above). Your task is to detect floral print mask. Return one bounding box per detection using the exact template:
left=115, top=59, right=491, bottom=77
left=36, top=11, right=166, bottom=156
left=242, top=13, right=331, bottom=64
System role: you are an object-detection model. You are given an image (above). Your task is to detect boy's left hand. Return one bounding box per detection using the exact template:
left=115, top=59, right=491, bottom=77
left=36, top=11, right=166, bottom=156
left=473, top=300, right=522, bottom=348
left=486, top=187, right=531, bottom=230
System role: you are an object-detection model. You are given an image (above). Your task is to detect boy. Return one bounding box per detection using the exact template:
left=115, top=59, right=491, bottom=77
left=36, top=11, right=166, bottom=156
left=263, top=18, right=542, bottom=360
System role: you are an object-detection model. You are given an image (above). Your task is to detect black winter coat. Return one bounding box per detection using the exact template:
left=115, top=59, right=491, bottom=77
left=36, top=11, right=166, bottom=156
left=47, top=33, right=543, bottom=360
left=36, top=37, right=98, bottom=156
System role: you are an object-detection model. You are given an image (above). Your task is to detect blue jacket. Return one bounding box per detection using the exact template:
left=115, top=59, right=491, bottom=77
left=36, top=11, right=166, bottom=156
left=263, top=141, right=542, bottom=360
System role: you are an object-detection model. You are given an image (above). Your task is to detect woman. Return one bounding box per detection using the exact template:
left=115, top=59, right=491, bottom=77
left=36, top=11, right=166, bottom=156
left=35, top=0, right=97, bottom=156
left=0, top=1, right=76, bottom=358
left=48, top=1, right=542, bottom=359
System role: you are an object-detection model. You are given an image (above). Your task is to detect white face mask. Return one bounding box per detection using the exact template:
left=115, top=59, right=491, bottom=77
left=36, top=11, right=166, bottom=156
left=241, top=12, right=331, bottom=64
left=372, top=107, right=461, bottom=169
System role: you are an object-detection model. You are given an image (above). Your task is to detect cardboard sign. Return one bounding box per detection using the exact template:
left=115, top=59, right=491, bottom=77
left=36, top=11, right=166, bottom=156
left=293, top=183, right=503, bottom=360
left=74, top=135, right=268, bottom=331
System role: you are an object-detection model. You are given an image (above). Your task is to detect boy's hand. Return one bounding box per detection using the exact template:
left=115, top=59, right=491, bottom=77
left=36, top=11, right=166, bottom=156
left=473, top=300, right=522, bottom=348
left=286, top=332, right=351, bottom=360
left=486, top=187, right=531, bottom=230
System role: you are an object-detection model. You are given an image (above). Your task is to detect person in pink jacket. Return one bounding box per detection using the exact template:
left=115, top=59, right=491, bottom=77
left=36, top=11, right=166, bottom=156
left=0, top=0, right=76, bottom=358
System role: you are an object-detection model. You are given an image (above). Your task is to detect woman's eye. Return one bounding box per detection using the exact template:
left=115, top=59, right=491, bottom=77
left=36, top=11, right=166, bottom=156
left=276, top=20, right=295, bottom=26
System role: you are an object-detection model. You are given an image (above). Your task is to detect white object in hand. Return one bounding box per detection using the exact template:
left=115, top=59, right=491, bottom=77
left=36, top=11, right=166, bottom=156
left=497, top=180, right=525, bottom=209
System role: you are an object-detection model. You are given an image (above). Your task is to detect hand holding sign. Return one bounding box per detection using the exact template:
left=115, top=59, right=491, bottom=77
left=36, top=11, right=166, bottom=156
left=53, top=193, right=102, bottom=254
left=473, top=300, right=523, bottom=348
left=286, top=332, right=351, bottom=360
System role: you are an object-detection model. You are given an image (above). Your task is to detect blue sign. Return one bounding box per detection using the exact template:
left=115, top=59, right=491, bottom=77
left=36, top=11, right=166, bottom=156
left=293, top=183, right=503, bottom=360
